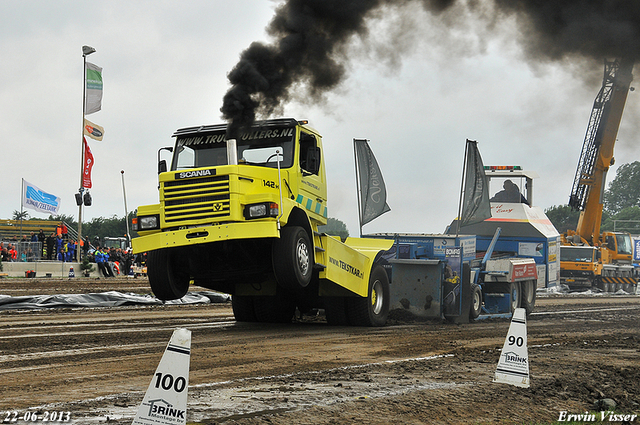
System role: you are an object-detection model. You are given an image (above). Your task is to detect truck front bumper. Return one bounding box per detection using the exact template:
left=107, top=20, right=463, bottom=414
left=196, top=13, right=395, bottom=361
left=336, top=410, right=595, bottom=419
left=132, top=221, right=280, bottom=254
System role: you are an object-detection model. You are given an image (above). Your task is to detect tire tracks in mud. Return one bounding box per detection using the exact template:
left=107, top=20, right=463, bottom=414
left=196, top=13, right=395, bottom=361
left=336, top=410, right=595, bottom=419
left=0, top=295, right=639, bottom=423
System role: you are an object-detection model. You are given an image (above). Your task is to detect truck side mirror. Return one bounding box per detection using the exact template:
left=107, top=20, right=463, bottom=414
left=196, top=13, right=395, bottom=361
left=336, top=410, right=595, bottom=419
left=158, top=159, right=167, bottom=174
left=306, top=147, right=321, bottom=175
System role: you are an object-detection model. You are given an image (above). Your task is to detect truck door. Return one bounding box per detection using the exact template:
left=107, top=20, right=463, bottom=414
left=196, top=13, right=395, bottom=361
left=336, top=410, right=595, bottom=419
left=296, top=131, right=327, bottom=222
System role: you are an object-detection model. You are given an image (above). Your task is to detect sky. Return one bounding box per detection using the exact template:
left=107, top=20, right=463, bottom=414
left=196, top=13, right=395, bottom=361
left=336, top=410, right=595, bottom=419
left=1, top=0, right=640, bottom=238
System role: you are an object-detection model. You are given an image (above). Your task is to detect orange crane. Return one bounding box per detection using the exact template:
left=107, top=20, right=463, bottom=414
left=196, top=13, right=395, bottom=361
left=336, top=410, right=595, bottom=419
left=561, top=58, right=637, bottom=293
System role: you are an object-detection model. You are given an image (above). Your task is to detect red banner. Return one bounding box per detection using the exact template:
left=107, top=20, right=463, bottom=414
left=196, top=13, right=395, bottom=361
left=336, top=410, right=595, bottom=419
left=82, top=137, right=94, bottom=188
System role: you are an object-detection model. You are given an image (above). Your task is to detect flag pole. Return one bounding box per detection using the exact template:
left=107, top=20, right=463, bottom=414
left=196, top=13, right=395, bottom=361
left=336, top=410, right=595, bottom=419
left=455, top=140, right=471, bottom=238
left=20, top=178, right=24, bottom=237
left=78, top=46, right=95, bottom=259
left=353, top=138, right=363, bottom=238
left=121, top=170, right=131, bottom=249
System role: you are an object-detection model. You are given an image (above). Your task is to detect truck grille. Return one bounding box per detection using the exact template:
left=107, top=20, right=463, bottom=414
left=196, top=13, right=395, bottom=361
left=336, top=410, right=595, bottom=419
left=162, top=175, right=230, bottom=223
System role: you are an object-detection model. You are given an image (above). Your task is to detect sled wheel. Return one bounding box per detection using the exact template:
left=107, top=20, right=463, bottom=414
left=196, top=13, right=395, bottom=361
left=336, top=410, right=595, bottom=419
left=509, top=282, right=521, bottom=313
left=272, top=226, right=312, bottom=289
left=469, top=284, right=483, bottom=320
left=347, top=265, right=389, bottom=327
left=231, top=295, right=257, bottom=322
left=253, top=291, right=296, bottom=323
left=520, top=280, right=536, bottom=315
left=147, top=249, right=190, bottom=301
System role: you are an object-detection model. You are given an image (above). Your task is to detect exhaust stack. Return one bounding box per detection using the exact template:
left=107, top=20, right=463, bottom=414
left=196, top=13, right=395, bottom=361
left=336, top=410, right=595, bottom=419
left=226, top=139, right=238, bottom=165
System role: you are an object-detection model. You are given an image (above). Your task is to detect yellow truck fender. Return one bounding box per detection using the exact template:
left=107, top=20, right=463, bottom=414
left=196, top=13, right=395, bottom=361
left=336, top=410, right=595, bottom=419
left=320, top=236, right=393, bottom=297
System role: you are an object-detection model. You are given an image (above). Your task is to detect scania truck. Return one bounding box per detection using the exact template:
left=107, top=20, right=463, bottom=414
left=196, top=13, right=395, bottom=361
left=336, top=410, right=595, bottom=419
left=132, top=119, right=394, bottom=326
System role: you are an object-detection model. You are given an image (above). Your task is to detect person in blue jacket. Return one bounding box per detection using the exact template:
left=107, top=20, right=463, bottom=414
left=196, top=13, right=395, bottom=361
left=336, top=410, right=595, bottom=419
left=95, top=246, right=109, bottom=277
left=55, top=235, right=65, bottom=261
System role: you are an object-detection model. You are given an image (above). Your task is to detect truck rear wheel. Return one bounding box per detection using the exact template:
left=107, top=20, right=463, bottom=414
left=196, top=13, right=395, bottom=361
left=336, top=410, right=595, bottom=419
left=272, top=226, right=312, bottom=289
left=253, top=292, right=296, bottom=323
left=325, top=297, right=349, bottom=326
left=232, top=295, right=257, bottom=322
left=347, top=264, right=389, bottom=327
left=520, top=280, right=536, bottom=315
left=147, top=249, right=190, bottom=301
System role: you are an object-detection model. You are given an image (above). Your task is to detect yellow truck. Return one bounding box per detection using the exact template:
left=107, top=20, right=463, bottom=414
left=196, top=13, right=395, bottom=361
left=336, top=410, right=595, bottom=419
left=132, top=118, right=393, bottom=326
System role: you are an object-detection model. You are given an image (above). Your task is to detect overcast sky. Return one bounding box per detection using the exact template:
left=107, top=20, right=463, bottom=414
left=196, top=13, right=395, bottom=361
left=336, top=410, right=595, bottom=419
left=2, top=0, right=639, bottom=237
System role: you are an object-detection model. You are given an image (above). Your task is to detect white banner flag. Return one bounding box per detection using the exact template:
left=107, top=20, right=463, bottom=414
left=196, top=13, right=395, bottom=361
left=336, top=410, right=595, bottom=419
left=85, top=62, right=103, bottom=115
left=22, top=180, right=61, bottom=215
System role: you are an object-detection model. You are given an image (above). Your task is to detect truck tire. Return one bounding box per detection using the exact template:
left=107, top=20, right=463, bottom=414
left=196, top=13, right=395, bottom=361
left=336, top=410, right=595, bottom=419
left=253, top=292, right=296, bottom=323
left=520, top=280, right=536, bottom=315
left=232, top=295, right=257, bottom=322
left=469, top=284, right=483, bottom=320
left=347, top=264, right=389, bottom=327
left=509, top=282, right=521, bottom=313
left=272, top=226, right=312, bottom=289
left=147, top=249, right=190, bottom=301
left=325, top=297, right=349, bottom=326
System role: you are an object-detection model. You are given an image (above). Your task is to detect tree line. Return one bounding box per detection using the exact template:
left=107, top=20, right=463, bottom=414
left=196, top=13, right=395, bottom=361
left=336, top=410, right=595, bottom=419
left=545, top=161, right=640, bottom=234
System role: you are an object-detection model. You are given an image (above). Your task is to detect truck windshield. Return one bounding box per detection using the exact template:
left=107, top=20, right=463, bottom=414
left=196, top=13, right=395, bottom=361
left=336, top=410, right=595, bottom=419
left=560, top=247, right=595, bottom=262
left=616, top=234, right=633, bottom=255
left=172, top=128, right=295, bottom=171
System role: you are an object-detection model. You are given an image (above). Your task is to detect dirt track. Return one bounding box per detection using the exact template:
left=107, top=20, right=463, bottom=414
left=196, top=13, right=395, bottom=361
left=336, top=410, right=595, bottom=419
left=0, top=277, right=639, bottom=424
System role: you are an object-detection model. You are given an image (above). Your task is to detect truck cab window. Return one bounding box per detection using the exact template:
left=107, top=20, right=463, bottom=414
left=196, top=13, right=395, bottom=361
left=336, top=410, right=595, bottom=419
left=299, top=132, right=320, bottom=175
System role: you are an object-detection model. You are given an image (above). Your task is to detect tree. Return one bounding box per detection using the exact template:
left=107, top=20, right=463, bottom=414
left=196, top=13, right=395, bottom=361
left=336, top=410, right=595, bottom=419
left=12, top=210, right=28, bottom=220
left=544, top=205, right=580, bottom=234
left=601, top=206, right=640, bottom=233
left=318, top=217, right=349, bottom=241
left=604, top=161, right=640, bottom=215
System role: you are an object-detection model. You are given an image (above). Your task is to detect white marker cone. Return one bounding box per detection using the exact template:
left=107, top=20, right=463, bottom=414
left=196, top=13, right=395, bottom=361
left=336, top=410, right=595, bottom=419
left=132, top=328, right=192, bottom=425
left=494, top=308, right=529, bottom=388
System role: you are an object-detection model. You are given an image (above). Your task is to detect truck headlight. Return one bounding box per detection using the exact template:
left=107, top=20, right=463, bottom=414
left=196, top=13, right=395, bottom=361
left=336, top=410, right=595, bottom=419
left=134, top=215, right=160, bottom=230
left=244, top=202, right=279, bottom=219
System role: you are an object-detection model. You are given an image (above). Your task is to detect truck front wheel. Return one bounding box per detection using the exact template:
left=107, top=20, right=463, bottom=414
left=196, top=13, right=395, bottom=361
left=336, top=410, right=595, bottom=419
left=347, top=264, right=389, bottom=327
left=147, top=249, right=190, bottom=301
left=272, top=226, right=312, bottom=289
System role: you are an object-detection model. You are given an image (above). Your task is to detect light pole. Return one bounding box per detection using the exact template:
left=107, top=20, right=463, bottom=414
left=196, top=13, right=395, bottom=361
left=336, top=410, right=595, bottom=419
left=121, top=170, right=131, bottom=249
left=78, top=45, right=96, bottom=259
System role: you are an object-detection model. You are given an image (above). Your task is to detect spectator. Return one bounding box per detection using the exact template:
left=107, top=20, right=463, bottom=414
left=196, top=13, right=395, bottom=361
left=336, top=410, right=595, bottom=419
left=46, top=233, right=55, bottom=260
left=95, top=247, right=113, bottom=277
left=55, top=234, right=64, bottom=260
left=82, top=237, right=90, bottom=260
left=9, top=245, right=17, bottom=261
left=30, top=231, right=37, bottom=242
left=38, top=229, right=45, bottom=257
left=65, top=240, right=74, bottom=262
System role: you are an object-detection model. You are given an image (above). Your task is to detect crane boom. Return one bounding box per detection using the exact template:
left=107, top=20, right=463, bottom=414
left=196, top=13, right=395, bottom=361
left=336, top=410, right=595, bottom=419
left=568, top=58, right=634, bottom=245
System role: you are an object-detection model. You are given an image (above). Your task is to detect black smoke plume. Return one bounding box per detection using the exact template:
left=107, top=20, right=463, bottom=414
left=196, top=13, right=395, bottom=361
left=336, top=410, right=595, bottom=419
left=221, top=0, right=640, bottom=136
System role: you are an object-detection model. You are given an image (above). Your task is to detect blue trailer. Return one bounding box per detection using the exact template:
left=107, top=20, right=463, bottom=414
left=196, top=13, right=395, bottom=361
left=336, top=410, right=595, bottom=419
left=368, top=229, right=538, bottom=323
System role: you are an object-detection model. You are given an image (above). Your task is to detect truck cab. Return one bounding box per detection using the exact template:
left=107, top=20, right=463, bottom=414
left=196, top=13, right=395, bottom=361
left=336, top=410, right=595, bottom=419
left=133, top=118, right=393, bottom=326
left=560, top=245, right=601, bottom=290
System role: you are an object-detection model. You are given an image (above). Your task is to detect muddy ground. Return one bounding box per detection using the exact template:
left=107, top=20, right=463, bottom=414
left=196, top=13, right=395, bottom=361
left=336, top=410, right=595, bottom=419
left=0, top=277, right=639, bottom=424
